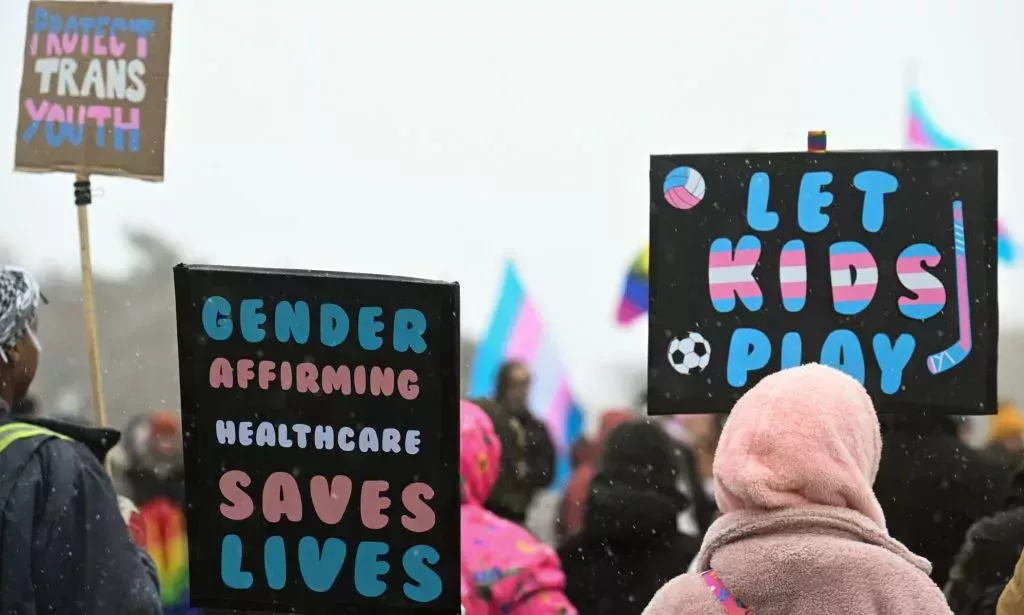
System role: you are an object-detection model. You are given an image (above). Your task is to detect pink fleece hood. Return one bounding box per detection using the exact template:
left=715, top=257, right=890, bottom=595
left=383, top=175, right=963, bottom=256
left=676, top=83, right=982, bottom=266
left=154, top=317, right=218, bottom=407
left=713, top=363, right=887, bottom=530
left=459, top=400, right=501, bottom=506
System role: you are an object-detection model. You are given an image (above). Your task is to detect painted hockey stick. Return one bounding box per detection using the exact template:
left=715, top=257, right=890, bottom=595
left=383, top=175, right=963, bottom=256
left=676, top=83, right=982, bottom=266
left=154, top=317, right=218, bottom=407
left=927, top=200, right=972, bottom=374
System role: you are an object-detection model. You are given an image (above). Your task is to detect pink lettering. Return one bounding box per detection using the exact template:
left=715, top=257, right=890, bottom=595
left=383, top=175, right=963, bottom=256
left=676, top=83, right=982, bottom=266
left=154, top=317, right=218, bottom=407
left=237, top=359, right=255, bottom=388
left=24, top=99, right=49, bottom=122
left=401, top=483, right=436, bottom=533
left=262, top=472, right=303, bottom=523
left=258, top=360, right=276, bottom=389
left=92, top=35, right=108, bottom=56
left=219, top=470, right=254, bottom=521
left=29, top=34, right=38, bottom=57
left=87, top=105, right=111, bottom=127
left=61, top=32, right=79, bottom=54
left=398, top=369, right=419, bottom=400
left=310, top=475, right=353, bottom=524
left=109, top=36, right=125, bottom=58
left=297, top=363, right=320, bottom=393
left=137, top=37, right=148, bottom=59
left=45, top=34, right=61, bottom=55
left=113, top=107, right=140, bottom=130
left=209, top=357, right=234, bottom=388
left=360, top=481, right=391, bottom=530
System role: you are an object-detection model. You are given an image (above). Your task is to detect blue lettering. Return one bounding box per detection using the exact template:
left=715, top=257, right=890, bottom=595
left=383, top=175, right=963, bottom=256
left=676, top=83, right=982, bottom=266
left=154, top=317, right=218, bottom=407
left=320, top=304, right=349, bottom=347
left=726, top=328, right=771, bottom=388
left=202, top=296, right=232, bottom=341
left=797, top=171, right=834, bottom=233
left=45, top=123, right=84, bottom=148
left=780, top=332, right=802, bottom=369
left=298, top=537, right=346, bottom=593
left=131, top=18, right=156, bottom=38
left=220, top=535, right=253, bottom=589
left=113, top=128, right=140, bottom=152
left=94, top=16, right=110, bottom=37
left=111, top=17, right=127, bottom=38
left=48, top=14, right=62, bottom=33
left=354, top=541, right=390, bottom=598
left=78, top=17, right=95, bottom=36
left=358, top=307, right=384, bottom=351
left=873, top=334, right=915, bottom=394
left=819, top=330, right=865, bottom=383
left=854, top=170, right=899, bottom=233
left=33, top=7, right=48, bottom=32
left=402, top=545, right=442, bottom=603
left=274, top=301, right=310, bottom=343
left=21, top=121, right=40, bottom=144
left=393, top=309, right=427, bottom=353
left=64, top=16, right=78, bottom=34
left=746, top=172, right=778, bottom=231
left=240, top=299, right=266, bottom=343
left=264, top=536, right=286, bottom=590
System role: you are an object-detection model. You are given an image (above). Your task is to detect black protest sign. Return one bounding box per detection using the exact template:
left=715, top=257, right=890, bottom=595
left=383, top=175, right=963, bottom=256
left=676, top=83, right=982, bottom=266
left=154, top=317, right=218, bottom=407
left=173, top=265, right=460, bottom=613
left=648, top=151, right=998, bottom=416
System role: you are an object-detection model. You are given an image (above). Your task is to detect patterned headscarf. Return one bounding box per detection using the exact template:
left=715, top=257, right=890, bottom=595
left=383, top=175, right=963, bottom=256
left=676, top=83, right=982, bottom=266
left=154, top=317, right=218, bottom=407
left=0, top=266, right=45, bottom=364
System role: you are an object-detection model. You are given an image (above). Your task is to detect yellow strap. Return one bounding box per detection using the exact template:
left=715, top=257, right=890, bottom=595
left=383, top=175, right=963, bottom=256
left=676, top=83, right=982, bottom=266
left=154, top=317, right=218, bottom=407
left=0, top=422, right=70, bottom=454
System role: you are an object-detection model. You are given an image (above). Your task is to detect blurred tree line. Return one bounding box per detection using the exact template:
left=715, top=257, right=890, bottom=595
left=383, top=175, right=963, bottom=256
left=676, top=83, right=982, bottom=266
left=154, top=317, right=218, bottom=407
left=2, top=232, right=478, bottom=428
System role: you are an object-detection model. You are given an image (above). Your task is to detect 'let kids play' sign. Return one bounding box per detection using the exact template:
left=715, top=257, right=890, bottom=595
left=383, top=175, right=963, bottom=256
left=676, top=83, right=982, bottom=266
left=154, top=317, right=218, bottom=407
left=15, top=1, right=172, bottom=180
left=648, top=150, right=998, bottom=416
left=174, top=265, right=460, bottom=613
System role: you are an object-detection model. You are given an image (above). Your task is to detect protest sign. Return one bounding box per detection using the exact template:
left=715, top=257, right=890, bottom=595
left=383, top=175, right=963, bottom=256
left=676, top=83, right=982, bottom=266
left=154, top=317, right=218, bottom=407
left=174, top=265, right=460, bottom=613
left=15, top=1, right=172, bottom=180
left=648, top=150, right=998, bottom=415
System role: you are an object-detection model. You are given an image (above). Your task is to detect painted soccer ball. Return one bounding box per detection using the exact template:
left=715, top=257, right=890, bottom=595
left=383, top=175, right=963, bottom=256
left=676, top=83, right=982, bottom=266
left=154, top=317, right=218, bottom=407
left=667, top=332, right=711, bottom=375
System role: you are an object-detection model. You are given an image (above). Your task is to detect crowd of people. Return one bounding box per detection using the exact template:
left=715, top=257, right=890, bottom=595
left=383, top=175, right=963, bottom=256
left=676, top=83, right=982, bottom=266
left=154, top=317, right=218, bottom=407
left=4, top=261, right=1024, bottom=614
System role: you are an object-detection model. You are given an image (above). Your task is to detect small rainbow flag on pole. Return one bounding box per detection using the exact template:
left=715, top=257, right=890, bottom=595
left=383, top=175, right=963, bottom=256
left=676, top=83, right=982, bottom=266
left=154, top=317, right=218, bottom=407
left=907, top=87, right=1016, bottom=263
left=615, top=245, right=650, bottom=325
left=468, top=261, right=585, bottom=486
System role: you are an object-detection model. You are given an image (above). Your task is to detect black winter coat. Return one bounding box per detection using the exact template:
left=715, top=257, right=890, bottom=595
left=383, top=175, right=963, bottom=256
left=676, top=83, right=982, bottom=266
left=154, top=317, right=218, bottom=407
left=473, top=398, right=556, bottom=524
left=0, top=410, right=162, bottom=614
left=874, top=416, right=1014, bottom=588
left=945, top=462, right=1024, bottom=615
left=558, top=480, right=698, bottom=615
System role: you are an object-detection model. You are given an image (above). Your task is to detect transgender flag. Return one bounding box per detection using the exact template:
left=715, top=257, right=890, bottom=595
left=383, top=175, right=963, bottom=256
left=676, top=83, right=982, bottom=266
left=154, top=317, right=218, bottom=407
left=907, top=88, right=1017, bottom=263
left=467, top=261, right=585, bottom=486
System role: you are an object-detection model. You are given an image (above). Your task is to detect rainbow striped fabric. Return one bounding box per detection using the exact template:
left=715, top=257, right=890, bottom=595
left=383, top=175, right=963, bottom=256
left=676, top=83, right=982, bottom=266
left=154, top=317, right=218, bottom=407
left=138, top=497, right=195, bottom=613
left=468, top=261, right=585, bottom=486
left=615, top=245, right=650, bottom=325
left=907, top=88, right=1016, bottom=263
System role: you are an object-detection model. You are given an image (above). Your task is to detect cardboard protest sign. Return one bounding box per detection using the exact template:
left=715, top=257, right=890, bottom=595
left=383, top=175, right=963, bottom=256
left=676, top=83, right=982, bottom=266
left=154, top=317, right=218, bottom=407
left=173, top=265, right=460, bottom=613
left=15, top=1, right=172, bottom=180
left=648, top=150, right=998, bottom=416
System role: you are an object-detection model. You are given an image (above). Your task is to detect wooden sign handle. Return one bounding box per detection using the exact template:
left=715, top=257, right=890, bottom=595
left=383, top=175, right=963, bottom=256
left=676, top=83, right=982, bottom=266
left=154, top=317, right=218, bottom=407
left=74, top=174, right=109, bottom=430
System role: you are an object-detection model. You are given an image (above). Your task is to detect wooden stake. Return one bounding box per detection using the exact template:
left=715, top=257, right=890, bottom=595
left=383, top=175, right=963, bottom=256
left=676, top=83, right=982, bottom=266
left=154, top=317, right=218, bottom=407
left=75, top=173, right=109, bottom=430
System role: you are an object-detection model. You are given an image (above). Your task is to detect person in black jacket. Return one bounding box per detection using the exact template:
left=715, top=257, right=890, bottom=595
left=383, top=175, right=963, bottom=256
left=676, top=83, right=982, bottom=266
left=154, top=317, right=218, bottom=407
left=945, top=461, right=1024, bottom=615
left=559, top=419, right=698, bottom=615
left=0, top=265, right=161, bottom=614
left=475, top=360, right=556, bottom=525
left=874, top=414, right=1014, bottom=589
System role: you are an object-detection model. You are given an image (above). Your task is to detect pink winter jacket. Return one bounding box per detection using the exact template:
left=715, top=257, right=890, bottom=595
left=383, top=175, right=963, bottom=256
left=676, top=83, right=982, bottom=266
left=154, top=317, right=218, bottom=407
left=643, top=364, right=952, bottom=615
left=460, top=400, right=576, bottom=615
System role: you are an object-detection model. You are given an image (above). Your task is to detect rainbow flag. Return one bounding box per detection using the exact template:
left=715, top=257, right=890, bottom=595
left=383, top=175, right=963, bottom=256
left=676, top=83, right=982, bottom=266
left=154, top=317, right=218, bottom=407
left=138, top=497, right=195, bottom=614
left=467, top=261, right=585, bottom=486
left=907, top=88, right=1016, bottom=263
left=616, top=245, right=650, bottom=325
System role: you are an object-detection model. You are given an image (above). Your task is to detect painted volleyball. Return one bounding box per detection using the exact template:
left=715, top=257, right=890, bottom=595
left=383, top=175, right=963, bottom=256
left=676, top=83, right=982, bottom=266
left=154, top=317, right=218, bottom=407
left=663, top=166, right=706, bottom=210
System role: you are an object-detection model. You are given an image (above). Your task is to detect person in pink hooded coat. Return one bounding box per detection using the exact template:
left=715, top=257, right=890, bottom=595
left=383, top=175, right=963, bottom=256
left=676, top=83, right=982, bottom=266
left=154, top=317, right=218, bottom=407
left=459, top=400, right=576, bottom=615
left=642, top=364, right=952, bottom=615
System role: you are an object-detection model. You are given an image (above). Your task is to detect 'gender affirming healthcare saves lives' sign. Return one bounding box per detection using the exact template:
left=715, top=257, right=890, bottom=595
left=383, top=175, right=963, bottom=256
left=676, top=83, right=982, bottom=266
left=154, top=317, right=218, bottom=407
left=648, top=150, right=998, bottom=416
left=174, top=265, right=460, bottom=613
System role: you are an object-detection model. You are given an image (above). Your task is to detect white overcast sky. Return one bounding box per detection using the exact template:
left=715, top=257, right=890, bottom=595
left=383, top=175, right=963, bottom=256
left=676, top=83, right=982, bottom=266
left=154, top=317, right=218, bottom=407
left=2, top=0, right=1023, bottom=414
